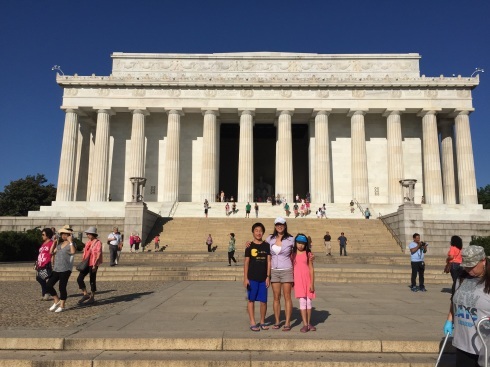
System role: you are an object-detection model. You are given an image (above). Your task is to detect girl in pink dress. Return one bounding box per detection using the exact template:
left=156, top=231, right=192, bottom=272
left=292, top=233, right=316, bottom=332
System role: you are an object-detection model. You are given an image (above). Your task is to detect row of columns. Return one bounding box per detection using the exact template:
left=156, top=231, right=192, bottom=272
left=56, top=108, right=478, bottom=205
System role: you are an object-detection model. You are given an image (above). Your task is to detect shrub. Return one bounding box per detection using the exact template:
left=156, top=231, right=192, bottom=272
left=0, top=228, right=41, bottom=262
left=470, top=236, right=490, bottom=256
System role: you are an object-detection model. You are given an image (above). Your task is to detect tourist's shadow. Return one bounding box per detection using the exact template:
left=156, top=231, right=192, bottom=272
left=70, top=291, right=154, bottom=309
left=291, top=307, right=330, bottom=328
left=67, top=289, right=116, bottom=299
left=441, top=287, right=452, bottom=294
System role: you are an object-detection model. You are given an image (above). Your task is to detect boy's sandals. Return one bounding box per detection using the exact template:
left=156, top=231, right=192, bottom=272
left=249, top=325, right=260, bottom=332
left=282, top=325, right=291, bottom=332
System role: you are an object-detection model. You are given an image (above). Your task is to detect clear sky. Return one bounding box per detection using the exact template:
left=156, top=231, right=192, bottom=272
left=1, top=0, right=489, bottom=190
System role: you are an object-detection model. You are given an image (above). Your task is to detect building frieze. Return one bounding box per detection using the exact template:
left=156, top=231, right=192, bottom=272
left=62, top=87, right=473, bottom=101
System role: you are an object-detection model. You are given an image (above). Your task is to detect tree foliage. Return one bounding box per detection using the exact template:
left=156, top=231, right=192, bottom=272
left=0, top=227, right=41, bottom=262
left=478, top=185, right=490, bottom=209
left=0, top=174, right=57, bottom=216
left=470, top=236, right=490, bottom=256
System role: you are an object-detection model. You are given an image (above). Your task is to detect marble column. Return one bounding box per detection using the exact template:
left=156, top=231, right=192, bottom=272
left=350, top=110, right=369, bottom=203
left=455, top=111, right=478, bottom=204
left=162, top=109, right=183, bottom=202
left=276, top=110, right=294, bottom=203
left=129, top=109, right=147, bottom=178
left=56, top=109, right=79, bottom=201
left=439, top=119, right=456, bottom=204
left=314, top=110, right=331, bottom=203
left=89, top=109, right=112, bottom=202
left=421, top=111, right=443, bottom=204
left=201, top=110, right=219, bottom=202
left=386, top=110, right=404, bottom=203
left=238, top=110, right=254, bottom=202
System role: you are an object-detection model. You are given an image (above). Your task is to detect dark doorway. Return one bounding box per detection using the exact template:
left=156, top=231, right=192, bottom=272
left=292, top=124, right=309, bottom=198
left=253, top=124, right=276, bottom=202
left=219, top=124, right=239, bottom=201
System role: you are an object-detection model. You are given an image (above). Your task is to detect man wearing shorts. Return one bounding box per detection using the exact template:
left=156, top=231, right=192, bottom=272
left=244, top=222, right=271, bottom=332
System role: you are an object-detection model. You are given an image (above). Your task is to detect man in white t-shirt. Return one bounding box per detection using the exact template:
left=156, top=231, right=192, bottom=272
left=108, top=227, right=122, bottom=267
left=409, top=233, right=428, bottom=292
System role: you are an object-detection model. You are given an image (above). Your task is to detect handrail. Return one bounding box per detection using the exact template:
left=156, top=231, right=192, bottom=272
left=168, top=200, right=179, bottom=217
left=353, top=198, right=365, bottom=215
left=378, top=212, right=403, bottom=251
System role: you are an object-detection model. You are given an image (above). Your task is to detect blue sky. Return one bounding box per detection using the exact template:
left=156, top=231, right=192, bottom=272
left=1, top=0, right=489, bottom=190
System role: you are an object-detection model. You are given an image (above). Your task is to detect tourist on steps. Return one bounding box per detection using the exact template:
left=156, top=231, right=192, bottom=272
left=77, top=226, right=103, bottom=306
left=228, top=233, right=237, bottom=266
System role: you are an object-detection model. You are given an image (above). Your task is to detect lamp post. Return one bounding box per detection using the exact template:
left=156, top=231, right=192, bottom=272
left=129, top=177, right=147, bottom=202
left=470, top=68, right=484, bottom=77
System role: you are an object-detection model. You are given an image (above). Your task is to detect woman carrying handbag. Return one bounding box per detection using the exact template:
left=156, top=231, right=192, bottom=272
left=77, top=226, right=103, bottom=305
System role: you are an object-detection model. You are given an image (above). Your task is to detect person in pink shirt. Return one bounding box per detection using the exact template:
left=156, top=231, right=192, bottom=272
left=77, top=226, right=103, bottom=305
left=35, top=228, right=55, bottom=300
left=446, top=235, right=463, bottom=294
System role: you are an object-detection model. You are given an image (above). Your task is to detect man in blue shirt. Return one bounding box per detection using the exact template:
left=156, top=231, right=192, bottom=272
left=409, top=233, right=428, bottom=292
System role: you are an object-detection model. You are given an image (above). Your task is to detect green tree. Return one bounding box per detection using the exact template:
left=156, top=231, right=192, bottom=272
left=0, top=174, right=57, bottom=216
left=478, top=184, right=490, bottom=209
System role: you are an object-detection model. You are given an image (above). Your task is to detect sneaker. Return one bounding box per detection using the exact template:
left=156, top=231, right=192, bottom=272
left=410, top=286, right=418, bottom=292
left=49, top=301, right=61, bottom=311
left=78, top=294, right=91, bottom=305
left=419, top=287, right=427, bottom=292
left=54, top=306, right=64, bottom=313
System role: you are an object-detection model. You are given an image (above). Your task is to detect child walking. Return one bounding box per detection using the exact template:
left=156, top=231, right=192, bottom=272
left=292, top=233, right=316, bottom=332
left=243, top=222, right=271, bottom=332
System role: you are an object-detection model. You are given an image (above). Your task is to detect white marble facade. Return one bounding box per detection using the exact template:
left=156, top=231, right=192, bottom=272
left=55, top=52, right=479, bottom=207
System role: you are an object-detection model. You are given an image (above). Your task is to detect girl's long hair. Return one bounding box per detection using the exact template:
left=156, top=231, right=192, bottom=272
left=292, top=233, right=311, bottom=265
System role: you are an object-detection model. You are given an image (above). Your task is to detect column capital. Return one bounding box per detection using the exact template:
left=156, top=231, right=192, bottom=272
left=129, top=108, right=149, bottom=116
left=166, top=109, right=184, bottom=116
left=276, top=110, right=294, bottom=117
left=417, top=109, right=441, bottom=117
left=382, top=109, right=405, bottom=117
left=93, top=108, right=115, bottom=115
left=201, top=109, right=220, bottom=117
left=61, top=107, right=83, bottom=115
left=313, top=109, right=332, bottom=117
left=347, top=109, right=368, bottom=117
left=447, top=109, right=474, bottom=118
left=238, top=109, right=255, bottom=116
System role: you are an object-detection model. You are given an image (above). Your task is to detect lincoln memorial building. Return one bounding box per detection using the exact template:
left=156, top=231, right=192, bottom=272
left=46, top=52, right=483, bottom=219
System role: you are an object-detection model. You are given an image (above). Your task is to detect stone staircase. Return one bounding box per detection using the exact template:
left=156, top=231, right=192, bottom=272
left=151, top=217, right=402, bottom=254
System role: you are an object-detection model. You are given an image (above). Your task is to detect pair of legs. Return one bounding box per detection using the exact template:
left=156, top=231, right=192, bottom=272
left=109, top=245, right=118, bottom=266
left=450, top=263, right=462, bottom=295
left=36, top=274, right=48, bottom=297
left=247, top=301, right=267, bottom=328
left=298, top=297, right=315, bottom=331
left=245, top=211, right=250, bottom=218
left=272, top=282, right=293, bottom=328
left=46, top=270, right=71, bottom=310
left=77, top=265, right=97, bottom=302
left=410, top=261, right=425, bottom=289
left=207, top=244, right=212, bottom=252
left=340, top=245, right=347, bottom=256
left=228, top=251, right=237, bottom=265
left=324, top=242, right=331, bottom=256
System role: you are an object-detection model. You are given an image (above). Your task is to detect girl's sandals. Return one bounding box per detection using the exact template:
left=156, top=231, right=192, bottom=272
left=308, top=324, right=317, bottom=331
left=300, top=325, right=309, bottom=333
left=282, top=325, right=291, bottom=332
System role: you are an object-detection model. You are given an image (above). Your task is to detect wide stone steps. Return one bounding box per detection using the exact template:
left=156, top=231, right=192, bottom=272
left=155, top=217, right=401, bottom=254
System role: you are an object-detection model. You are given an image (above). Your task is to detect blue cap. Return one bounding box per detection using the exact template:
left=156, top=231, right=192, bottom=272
left=296, top=234, right=308, bottom=243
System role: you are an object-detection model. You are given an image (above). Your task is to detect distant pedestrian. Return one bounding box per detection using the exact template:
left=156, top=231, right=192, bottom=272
left=220, top=190, right=225, bottom=202
left=245, top=202, right=251, bottom=218
left=204, top=199, right=209, bottom=218
left=254, top=202, right=259, bottom=218
left=323, top=231, right=332, bottom=256
left=225, top=202, right=230, bottom=216
left=108, top=227, right=122, bottom=266
left=133, top=233, right=141, bottom=252
left=206, top=234, right=213, bottom=253
left=338, top=232, right=347, bottom=256
left=349, top=200, right=355, bottom=213
left=409, top=233, right=427, bottom=292
left=284, top=202, right=290, bottom=217
left=232, top=201, right=237, bottom=214
left=129, top=232, right=135, bottom=253
left=228, top=233, right=237, bottom=266
left=364, top=208, right=371, bottom=219
left=322, top=204, right=327, bottom=219
left=154, top=234, right=160, bottom=251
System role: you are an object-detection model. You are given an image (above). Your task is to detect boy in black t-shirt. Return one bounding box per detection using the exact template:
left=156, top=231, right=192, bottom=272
left=244, top=222, right=271, bottom=332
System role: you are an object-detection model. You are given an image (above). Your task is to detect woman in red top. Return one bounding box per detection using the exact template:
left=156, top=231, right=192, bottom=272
left=77, top=226, right=103, bottom=305
left=36, top=228, right=54, bottom=300
left=446, top=235, right=463, bottom=294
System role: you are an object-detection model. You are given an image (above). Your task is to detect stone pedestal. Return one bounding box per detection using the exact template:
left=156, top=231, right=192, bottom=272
left=397, top=204, right=423, bottom=253
left=124, top=201, right=159, bottom=251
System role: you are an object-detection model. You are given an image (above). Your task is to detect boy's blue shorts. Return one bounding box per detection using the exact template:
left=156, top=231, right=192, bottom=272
left=247, top=280, right=267, bottom=303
